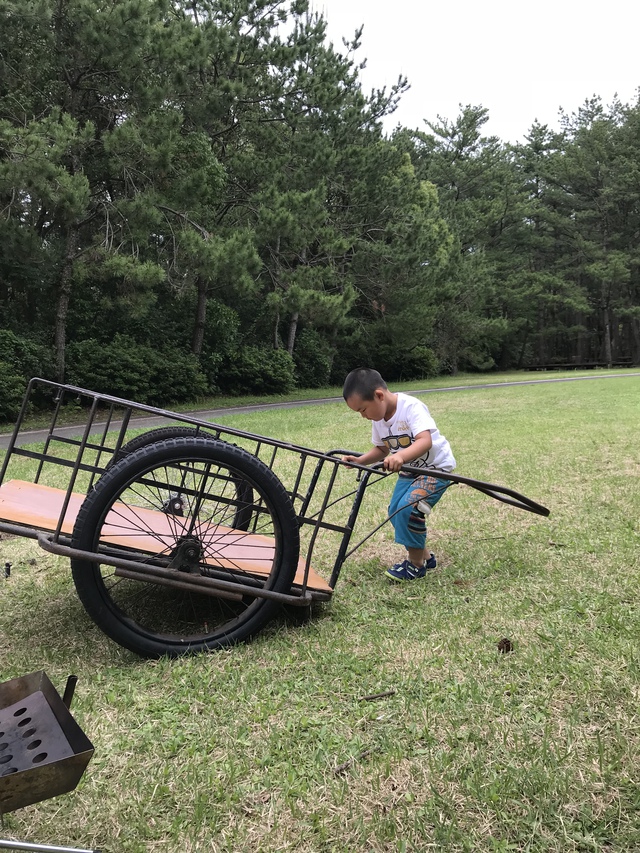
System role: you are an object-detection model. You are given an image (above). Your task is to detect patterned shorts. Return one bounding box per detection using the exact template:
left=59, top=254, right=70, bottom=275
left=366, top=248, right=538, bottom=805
left=388, top=474, right=453, bottom=549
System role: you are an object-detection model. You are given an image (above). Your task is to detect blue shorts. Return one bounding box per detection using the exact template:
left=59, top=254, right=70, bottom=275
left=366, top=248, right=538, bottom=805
left=388, top=474, right=453, bottom=550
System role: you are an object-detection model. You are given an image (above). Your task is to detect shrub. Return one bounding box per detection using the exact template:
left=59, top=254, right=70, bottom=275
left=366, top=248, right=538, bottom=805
left=66, top=336, right=154, bottom=400
left=198, top=300, right=242, bottom=392
left=66, top=335, right=208, bottom=405
left=0, top=329, right=51, bottom=379
left=147, top=349, right=208, bottom=405
left=375, top=344, right=440, bottom=381
left=0, top=330, right=53, bottom=421
left=0, top=360, right=27, bottom=422
left=329, top=332, right=374, bottom=385
left=293, top=329, right=333, bottom=389
left=330, top=332, right=440, bottom=385
left=219, top=346, right=296, bottom=395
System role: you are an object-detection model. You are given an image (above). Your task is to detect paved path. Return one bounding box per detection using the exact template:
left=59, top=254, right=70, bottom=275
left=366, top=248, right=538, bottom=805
left=1, top=371, right=638, bottom=450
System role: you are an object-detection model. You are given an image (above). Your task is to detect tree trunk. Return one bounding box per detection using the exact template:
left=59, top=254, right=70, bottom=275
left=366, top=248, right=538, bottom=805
left=273, top=235, right=282, bottom=349
left=287, top=311, right=299, bottom=356
left=536, top=305, right=547, bottom=363
left=516, top=322, right=530, bottom=369
left=191, top=275, right=208, bottom=356
left=54, top=227, right=79, bottom=383
left=601, top=281, right=613, bottom=368
left=286, top=243, right=306, bottom=355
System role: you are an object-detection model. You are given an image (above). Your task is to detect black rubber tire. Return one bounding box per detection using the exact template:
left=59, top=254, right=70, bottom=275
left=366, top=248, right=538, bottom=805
left=109, top=426, right=215, bottom=466
left=71, top=437, right=300, bottom=657
left=108, top=426, right=254, bottom=530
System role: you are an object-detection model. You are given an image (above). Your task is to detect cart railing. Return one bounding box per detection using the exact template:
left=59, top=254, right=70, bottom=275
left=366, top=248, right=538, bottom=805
left=1, top=378, right=549, bottom=598
left=0, top=379, right=389, bottom=594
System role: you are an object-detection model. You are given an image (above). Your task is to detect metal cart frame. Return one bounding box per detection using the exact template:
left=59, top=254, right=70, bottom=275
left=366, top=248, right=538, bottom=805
left=0, top=378, right=549, bottom=658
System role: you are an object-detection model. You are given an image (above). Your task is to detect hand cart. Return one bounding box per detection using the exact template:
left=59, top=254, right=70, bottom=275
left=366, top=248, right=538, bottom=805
left=0, top=378, right=549, bottom=659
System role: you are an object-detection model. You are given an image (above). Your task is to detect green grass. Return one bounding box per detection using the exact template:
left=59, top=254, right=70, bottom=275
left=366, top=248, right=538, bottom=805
left=1, top=373, right=639, bottom=851
left=1, top=367, right=636, bottom=433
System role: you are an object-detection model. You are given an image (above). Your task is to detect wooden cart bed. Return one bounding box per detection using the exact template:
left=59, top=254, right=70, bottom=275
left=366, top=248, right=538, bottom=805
left=0, top=480, right=332, bottom=594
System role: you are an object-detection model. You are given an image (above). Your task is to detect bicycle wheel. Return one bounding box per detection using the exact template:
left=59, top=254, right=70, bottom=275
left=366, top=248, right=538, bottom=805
left=108, top=426, right=254, bottom=530
left=71, top=437, right=300, bottom=657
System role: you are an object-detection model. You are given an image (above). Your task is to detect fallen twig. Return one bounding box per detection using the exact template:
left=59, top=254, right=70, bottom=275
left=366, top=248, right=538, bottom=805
left=359, top=690, right=396, bottom=702
left=334, top=748, right=377, bottom=775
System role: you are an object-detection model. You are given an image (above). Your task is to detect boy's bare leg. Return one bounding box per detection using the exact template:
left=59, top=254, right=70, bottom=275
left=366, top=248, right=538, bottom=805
left=407, top=546, right=428, bottom=566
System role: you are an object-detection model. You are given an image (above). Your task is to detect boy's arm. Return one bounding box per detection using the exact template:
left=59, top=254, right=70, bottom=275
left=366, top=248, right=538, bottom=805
left=342, top=444, right=388, bottom=468
left=383, top=430, right=432, bottom=472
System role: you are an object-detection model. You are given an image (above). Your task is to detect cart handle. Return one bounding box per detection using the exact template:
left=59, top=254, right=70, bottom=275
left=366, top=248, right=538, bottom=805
left=332, top=452, right=549, bottom=517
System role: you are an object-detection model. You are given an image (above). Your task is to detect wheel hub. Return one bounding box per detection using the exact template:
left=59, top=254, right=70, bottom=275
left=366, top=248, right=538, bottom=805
left=168, top=536, right=203, bottom=573
left=162, top=491, right=184, bottom=516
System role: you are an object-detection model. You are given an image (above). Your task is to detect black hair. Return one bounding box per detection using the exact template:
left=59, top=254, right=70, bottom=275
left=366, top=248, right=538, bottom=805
left=342, top=368, right=387, bottom=401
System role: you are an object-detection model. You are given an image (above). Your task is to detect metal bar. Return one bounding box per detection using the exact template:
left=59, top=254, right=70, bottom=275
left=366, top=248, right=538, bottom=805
left=0, top=522, right=41, bottom=541
left=299, top=461, right=343, bottom=592
left=182, top=461, right=214, bottom=541
left=89, top=405, right=117, bottom=487
left=340, top=499, right=415, bottom=564
left=296, top=517, right=349, bottom=534
left=32, top=435, right=110, bottom=453
left=35, top=387, right=82, bottom=482
left=4, top=379, right=343, bottom=467
left=266, top=444, right=278, bottom=471
left=401, top=467, right=550, bottom=516
left=61, top=675, right=78, bottom=709
left=52, top=397, right=101, bottom=542
left=289, top=453, right=308, bottom=511
left=2, top=448, right=104, bottom=476
left=329, top=470, right=374, bottom=589
left=0, top=839, right=100, bottom=853
left=297, top=455, right=324, bottom=517
left=36, top=534, right=313, bottom=606
left=9, top=382, right=549, bottom=514
left=336, top=456, right=550, bottom=518
left=111, top=407, right=133, bottom=459
left=0, top=379, right=37, bottom=487
left=113, top=568, right=244, bottom=601
left=34, top=386, right=65, bottom=484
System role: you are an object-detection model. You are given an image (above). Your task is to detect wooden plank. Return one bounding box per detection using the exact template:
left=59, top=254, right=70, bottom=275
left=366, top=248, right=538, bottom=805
left=0, top=479, right=81, bottom=534
left=0, top=479, right=332, bottom=594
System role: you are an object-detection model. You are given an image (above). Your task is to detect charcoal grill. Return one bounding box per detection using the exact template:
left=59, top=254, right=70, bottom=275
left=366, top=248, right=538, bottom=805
left=0, top=672, right=98, bottom=853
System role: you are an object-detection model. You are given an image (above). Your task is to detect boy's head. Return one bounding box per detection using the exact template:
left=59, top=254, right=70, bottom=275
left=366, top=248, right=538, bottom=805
left=342, top=368, right=387, bottom=402
left=343, top=368, right=393, bottom=421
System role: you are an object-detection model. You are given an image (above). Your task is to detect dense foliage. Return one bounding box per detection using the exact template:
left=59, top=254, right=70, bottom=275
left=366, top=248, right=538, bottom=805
left=1, top=0, right=638, bottom=412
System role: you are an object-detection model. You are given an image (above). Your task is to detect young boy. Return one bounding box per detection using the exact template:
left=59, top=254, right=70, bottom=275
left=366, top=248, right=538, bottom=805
left=342, top=368, right=456, bottom=581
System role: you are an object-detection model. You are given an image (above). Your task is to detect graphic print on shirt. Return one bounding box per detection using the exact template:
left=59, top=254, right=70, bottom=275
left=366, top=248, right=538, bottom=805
left=382, top=432, right=433, bottom=469
left=382, top=433, right=412, bottom=452
left=371, top=393, right=456, bottom=473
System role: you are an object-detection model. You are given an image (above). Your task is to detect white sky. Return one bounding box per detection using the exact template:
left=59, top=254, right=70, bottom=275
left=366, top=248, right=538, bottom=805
left=311, top=0, right=640, bottom=143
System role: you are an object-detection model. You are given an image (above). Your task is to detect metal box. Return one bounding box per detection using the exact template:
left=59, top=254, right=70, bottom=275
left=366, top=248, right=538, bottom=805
left=0, top=672, right=94, bottom=814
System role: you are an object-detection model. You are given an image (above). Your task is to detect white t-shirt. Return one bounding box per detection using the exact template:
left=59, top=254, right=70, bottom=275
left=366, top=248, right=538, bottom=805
left=371, top=392, right=456, bottom=473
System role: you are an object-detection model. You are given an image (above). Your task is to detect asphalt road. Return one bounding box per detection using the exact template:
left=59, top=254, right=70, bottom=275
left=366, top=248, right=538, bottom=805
left=1, top=371, right=638, bottom=450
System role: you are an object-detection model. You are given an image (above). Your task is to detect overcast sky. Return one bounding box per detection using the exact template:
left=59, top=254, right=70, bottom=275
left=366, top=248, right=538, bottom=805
left=311, top=0, right=640, bottom=143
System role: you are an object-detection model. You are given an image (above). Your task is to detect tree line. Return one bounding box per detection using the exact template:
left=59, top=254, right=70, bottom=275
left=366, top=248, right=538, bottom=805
left=1, top=0, right=638, bottom=419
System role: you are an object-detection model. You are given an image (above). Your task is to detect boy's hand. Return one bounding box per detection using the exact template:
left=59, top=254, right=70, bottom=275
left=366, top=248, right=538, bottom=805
left=383, top=453, right=405, bottom=472
left=342, top=454, right=360, bottom=468
left=343, top=446, right=387, bottom=469
left=383, top=432, right=431, bottom=473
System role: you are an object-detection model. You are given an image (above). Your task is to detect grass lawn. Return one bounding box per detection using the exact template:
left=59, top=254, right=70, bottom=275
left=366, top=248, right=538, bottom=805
left=0, top=373, right=639, bottom=851
left=1, top=368, right=637, bottom=433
